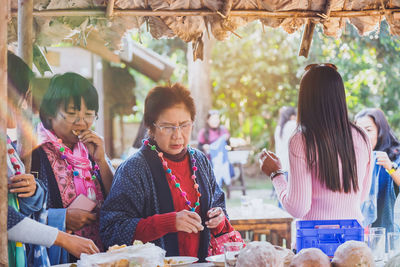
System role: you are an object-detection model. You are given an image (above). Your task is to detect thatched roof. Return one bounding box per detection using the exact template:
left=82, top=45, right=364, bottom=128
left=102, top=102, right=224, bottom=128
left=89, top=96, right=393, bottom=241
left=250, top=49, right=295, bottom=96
left=9, top=0, right=400, bottom=59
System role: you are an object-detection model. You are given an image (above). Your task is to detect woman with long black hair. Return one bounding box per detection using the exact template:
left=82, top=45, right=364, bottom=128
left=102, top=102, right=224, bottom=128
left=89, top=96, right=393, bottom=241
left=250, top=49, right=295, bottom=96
left=355, top=108, right=400, bottom=232
left=259, top=64, right=373, bottom=222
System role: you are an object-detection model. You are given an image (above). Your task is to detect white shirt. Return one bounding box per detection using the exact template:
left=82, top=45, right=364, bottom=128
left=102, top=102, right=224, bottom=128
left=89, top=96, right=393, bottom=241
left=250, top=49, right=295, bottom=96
left=274, top=120, right=297, bottom=172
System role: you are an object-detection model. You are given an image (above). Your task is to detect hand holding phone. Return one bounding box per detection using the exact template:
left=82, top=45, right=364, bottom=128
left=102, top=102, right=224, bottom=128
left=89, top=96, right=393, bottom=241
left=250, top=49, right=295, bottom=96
left=68, top=194, right=97, bottom=211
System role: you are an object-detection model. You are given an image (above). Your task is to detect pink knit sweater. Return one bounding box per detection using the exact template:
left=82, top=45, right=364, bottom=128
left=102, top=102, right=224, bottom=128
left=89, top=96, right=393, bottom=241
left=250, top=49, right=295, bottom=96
left=273, top=128, right=373, bottom=223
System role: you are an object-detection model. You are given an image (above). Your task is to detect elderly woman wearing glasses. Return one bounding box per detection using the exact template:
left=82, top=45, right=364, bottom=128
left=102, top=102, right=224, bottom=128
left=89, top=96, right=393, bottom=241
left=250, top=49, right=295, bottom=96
left=100, top=83, right=233, bottom=261
left=31, top=72, right=114, bottom=262
left=259, top=64, right=373, bottom=223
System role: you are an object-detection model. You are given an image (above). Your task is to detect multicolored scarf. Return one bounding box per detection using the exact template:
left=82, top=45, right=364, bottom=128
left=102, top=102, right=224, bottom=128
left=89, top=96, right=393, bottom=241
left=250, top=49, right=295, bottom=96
left=7, top=137, right=26, bottom=267
left=38, top=123, right=100, bottom=201
left=38, top=123, right=104, bottom=250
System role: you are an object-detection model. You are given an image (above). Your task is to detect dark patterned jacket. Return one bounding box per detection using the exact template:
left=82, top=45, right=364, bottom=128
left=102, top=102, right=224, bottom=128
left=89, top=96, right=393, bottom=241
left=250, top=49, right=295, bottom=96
left=100, top=145, right=227, bottom=262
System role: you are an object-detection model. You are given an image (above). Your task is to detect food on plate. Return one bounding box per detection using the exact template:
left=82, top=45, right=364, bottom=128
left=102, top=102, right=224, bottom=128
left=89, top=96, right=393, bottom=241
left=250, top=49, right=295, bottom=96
left=77, top=242, right=165, bottom=267
left=107, top=244, right=127, bottom=252
left=331, top=240, right=374, bottom=267
left=290, top=248, right=330, bottom=267
left=163, top=258, right=185, bottom=264
left=236, top=241, right=284, bottom=267
left=274, top=246, right=294, bottom=267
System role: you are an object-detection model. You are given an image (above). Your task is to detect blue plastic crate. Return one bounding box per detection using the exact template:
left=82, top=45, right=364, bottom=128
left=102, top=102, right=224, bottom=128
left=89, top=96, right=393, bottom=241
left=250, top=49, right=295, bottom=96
left=296, top=219, right=364, bottom=257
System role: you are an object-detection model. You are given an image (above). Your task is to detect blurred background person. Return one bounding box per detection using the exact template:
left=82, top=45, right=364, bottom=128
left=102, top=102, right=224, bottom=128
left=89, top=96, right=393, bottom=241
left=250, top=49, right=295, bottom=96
left=274, top=106, right=297, bottom=175
left=355, top=108, right=400, bottom=233
left=272, top=106, right=297, bottom=205
left=198, top=110, right=233, bottom=187
left=197, top=110, right=230, bottom=155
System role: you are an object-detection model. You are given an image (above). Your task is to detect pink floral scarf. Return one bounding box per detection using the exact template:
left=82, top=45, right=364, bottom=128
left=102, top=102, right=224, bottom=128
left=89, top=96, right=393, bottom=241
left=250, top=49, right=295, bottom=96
left=38, top=123, right=104, bottom=250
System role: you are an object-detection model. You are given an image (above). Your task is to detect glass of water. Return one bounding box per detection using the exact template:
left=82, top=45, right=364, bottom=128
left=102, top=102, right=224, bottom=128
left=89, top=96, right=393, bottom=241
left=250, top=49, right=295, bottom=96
left=367, top=227, right=386, bottom=263
left=388, top=232, right=400, bottom=259
left=224, top=242, right=243, bottom=267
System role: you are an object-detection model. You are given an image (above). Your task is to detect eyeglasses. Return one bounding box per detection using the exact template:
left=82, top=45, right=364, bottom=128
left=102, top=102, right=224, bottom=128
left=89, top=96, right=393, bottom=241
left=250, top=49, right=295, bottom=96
left=304, top=63, right=337, bottom=71
left=59, top=112, right=98, bottom=125
left=153, top=121, right=193, bottom=135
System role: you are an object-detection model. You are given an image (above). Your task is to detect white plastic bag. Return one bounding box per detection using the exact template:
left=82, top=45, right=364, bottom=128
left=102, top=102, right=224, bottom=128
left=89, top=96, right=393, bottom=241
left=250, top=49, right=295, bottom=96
left=77, top=242, right=166, bottom=267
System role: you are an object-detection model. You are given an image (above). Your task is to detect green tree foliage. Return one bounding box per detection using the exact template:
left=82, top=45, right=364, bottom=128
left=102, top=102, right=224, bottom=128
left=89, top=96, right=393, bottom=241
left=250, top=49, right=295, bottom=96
left=211, top=21, right=400, bottom=151
left=211, top=22, right=305, bottom=149
left=310, top=21, right=400, bottom=130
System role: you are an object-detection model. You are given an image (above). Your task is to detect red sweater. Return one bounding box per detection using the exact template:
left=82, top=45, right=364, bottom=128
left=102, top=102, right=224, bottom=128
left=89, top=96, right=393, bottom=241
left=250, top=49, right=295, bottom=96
left=134, top=155, right=233, bottom=256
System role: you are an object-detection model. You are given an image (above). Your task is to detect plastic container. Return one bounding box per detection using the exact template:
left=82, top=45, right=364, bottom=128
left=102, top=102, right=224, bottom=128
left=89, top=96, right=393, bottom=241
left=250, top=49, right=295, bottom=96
left=296, top=219, right=364, bottom=257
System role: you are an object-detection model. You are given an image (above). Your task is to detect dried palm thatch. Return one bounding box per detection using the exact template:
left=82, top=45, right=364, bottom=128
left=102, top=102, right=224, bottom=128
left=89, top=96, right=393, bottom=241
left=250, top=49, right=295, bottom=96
left=9, top=0, right=400, bottom=59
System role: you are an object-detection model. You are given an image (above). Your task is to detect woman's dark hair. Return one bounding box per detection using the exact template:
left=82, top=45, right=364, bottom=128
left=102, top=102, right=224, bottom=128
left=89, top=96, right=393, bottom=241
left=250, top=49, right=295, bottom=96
left=144, top=83, right=195, bottom=130
left=39, top=72, right=99, bottom=129
left=278, top=106, right=296, bottom=138
left=355, top=108, right=400, bottom=161
left=298, top=65, right=367, bottom=193
left=7, top=51, right=34, bottom=98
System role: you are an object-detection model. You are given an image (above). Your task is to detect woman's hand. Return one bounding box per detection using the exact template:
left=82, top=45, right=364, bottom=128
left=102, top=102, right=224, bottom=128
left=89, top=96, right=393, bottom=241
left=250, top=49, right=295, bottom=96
left=205, top=207, right=225, bottom=229
left=54, top=231, right=99, bottom=258
left=375, top=151, right=392, bottom=170
left=66, top=208, right=97, bottom=233
left=8, top=174, right=37, bottom=198
left=175, top=210, right=204, bottom=234
left=259, top=149, right=282, bottom=177
left=78, top=130, right=106, bottom=163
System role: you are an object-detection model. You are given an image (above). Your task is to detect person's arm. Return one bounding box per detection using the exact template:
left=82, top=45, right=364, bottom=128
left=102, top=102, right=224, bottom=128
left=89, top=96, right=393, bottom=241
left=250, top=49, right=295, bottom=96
left=8, top=207, right=99, bottom=257
left=272, top=134, right=312, bottom=218
left=133, top=213, right=177, bottom=243
left=17, top=178, right=46, bottom=216
left=8, top=207, right=58, bottom=247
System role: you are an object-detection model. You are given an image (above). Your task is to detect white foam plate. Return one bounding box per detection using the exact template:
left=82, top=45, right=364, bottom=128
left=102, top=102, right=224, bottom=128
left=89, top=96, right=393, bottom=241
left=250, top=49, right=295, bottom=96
left=164, top=256, right=199, bottom=266
left=206, top=254, right=225, bottom=266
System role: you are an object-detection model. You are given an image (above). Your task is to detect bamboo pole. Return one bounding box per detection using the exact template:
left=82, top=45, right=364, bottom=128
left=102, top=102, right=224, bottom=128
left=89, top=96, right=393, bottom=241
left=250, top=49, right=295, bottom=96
left=299, top=0, right=333, bottom=58
left=9, top=8, right=400, bottom=18
left=17, top=0, right=33, bottom=172
left=0, top=1, right=9, bottom=266
left=106, top=0, right=115, bottom=18
left=299, top=19, right=316, bottom=57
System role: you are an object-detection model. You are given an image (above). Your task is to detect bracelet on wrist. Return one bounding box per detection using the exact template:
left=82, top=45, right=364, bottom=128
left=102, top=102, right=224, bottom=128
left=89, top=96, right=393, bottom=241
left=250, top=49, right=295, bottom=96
left=269, top=169, right=285, bottom=180
left=386, top=161, right=399, bottom=175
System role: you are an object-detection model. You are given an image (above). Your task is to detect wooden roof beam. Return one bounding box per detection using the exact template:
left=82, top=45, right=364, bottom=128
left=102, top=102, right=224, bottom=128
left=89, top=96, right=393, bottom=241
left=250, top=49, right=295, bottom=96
left=9, top=8, right=400, bottom=18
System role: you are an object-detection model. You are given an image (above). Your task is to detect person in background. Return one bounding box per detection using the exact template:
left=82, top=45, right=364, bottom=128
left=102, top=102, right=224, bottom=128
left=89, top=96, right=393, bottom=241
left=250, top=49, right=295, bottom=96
left=355, top=108, right=400, bottom=232
left=31, top=72, right=114, bottom=264
left=274, top=106, right=297, bottom=174
left=197, top=110, right=230, bottom=156
left=272, top=106, right=297, bottom=206
left=6, top=51, right=98, bottom=267
left=259, top=64, right=372, bottom=223
left=100, top=84, right=233, bottom=262
left=198, top=110, right=233, bottom=187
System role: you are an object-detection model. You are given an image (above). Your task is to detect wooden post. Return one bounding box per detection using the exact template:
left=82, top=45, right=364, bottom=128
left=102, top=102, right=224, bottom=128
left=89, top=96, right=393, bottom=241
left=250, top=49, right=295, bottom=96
left=299, top=0, right=332, bottom=58
left=187, top=34, right=214, bottom=139
left=0, top=1, right=9, bottom=266
left=106, top=0, right=115, bottom=18
left=17, top=0, right=33, bottom=172
left=298, top=19, right=316, bottom=58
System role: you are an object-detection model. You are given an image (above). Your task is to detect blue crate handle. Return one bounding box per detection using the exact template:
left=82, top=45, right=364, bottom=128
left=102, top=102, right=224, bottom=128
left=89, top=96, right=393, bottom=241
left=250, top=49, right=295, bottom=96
left=317, top=233, right=345, bottom=244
